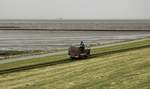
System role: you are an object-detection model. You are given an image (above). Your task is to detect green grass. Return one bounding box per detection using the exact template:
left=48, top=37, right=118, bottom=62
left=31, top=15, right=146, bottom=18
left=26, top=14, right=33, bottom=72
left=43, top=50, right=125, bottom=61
left=0, top=42, right=150, bottom=89
left=0, top=38, right=150, bottom=73
left=92, top=38, right=150, bottom=54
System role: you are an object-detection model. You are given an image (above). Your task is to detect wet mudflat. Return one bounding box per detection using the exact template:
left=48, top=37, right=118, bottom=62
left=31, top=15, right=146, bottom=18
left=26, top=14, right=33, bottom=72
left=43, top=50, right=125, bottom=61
left=0, top=30, right=149, bottom=50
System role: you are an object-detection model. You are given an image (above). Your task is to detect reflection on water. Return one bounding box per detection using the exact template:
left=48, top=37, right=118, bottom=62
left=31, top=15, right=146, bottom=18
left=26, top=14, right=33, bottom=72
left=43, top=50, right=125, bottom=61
left=0, top=30, right=149, bottom=50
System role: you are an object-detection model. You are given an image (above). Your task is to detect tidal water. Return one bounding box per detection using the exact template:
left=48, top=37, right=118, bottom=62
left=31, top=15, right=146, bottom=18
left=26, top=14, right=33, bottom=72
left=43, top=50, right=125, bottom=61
left=0, top=30, right=149, bottom=50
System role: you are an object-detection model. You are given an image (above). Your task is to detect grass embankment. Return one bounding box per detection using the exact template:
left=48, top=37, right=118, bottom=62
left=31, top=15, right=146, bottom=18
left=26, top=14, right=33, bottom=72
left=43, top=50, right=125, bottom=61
left=0, top=42, right=150, bottom=89
left=0, top=38, right=150, bottom=74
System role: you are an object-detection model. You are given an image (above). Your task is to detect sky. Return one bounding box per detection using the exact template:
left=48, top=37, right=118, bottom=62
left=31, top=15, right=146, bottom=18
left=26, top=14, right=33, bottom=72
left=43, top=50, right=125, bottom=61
left=0, top=0, right=150, bottom=19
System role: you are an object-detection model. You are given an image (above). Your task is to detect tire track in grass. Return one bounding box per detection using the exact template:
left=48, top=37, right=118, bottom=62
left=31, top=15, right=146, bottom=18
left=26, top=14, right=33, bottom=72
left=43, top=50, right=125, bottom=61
left=1, top=47, right=150, bottom=88
left=5, top=47, right=150, bottom=89
left=0, top=46, right=148, bottom=82
left=0, top=49, right=135, bottom=83
left=0, top=51, right=149, bottom=88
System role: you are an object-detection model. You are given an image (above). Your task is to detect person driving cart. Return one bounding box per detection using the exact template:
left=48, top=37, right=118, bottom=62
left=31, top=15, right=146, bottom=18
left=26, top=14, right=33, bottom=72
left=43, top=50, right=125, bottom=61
left=80, top=41, right=85, bottom=53
left=68, top=41, right=90, bottom=59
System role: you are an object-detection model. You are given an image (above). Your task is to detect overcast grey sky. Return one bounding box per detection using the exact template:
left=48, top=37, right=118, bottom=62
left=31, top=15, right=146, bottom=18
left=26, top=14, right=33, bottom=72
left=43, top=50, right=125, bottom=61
left=0, top=0, right=150, bottom=19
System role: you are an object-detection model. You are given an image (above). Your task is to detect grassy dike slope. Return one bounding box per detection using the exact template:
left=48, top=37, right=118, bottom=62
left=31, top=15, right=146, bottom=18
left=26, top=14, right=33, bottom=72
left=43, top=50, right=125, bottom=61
left=0, top=41, right=150, bottom=89
left=0, top=38, right=150, bottom=74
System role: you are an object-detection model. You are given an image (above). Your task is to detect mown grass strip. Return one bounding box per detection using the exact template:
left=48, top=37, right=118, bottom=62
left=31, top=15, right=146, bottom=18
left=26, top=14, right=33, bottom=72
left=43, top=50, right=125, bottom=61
left=0, top=54, right=69, bottom=74
left=0, top=38, right=150, bottom=74
left=92, top=38, right=150, bottom=54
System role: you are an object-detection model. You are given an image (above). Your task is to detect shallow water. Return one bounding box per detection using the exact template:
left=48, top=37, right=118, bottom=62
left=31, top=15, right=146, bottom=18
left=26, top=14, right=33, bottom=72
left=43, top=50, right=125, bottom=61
left=0, top=30, right=149, bottom=50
